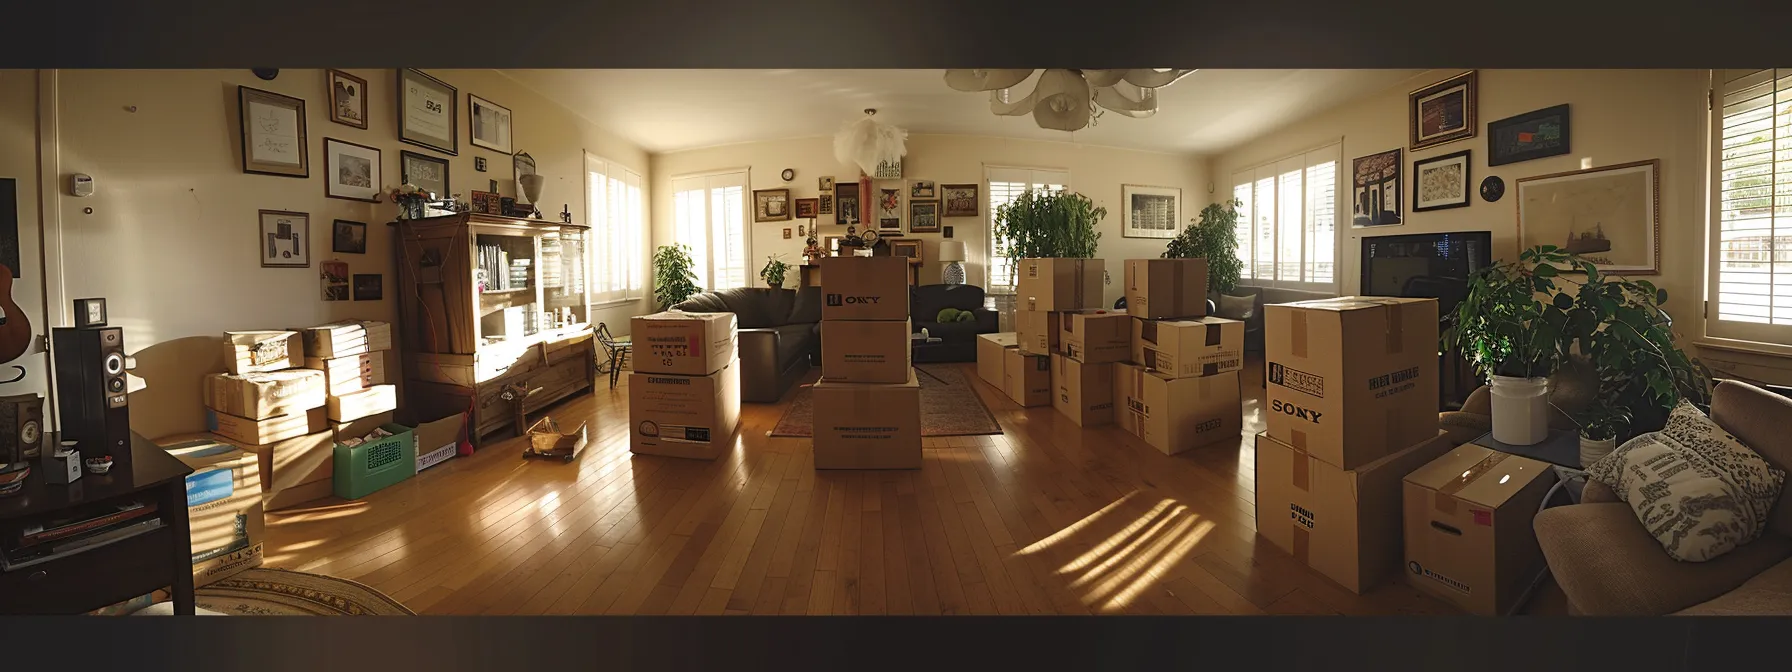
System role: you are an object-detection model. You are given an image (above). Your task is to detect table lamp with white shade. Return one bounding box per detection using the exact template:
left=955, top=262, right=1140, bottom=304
left=938, top=240, right=967, bottom=285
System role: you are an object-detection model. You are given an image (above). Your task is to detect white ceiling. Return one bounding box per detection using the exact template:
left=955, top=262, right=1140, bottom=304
left=502, top=69, right=1425, bottom=156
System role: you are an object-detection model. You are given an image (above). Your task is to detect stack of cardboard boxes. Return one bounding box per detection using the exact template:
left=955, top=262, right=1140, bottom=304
left=1013, top=258, right=1105, bottom=412
left=204, top=330, right=333, bottom=512
left=295, top=321, right=411, bottom=502
left=628, top=310, right=741, bottom=460
left=1114, top=259, right=1245, bottom=455
left=813, top=256, right=920, bottom=470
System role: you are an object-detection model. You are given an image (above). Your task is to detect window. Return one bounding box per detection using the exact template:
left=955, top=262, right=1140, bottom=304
left=1232, top=143, right=1341, bottom=288
left=670, top=170, right=750, bottom=291
left=1710, top=69, right=1792, bottom=344
left=985, top=166, right=1070, bottom=294
left=584, top=153, right=645, bottom=304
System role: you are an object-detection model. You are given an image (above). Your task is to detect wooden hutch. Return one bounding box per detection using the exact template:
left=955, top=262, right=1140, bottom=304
left=391, top=212, right=597, bottom=446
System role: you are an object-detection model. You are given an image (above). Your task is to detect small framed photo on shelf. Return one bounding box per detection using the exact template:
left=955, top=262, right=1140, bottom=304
left=397, top=68, right=458, bottom=155
left=889, top=238, right=923, bottom=263
left=239, top=86, right=309, bottom=177
left=331, top=219, right=367, bottom=254
left=259, top=210, right=310, bottom=268
left=326, top=69, right=368, bottom=129
left=73, top=298, right=107, bottom=328
left=470, top=190, right=501, bottom=215
left=468, top=93, right=513, bottom=154
left=323, top=138, right=382, bottom=202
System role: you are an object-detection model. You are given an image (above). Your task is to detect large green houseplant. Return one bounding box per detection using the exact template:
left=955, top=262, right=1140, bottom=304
left=991, top=188, right=1104, bottom=286
left=1445, top=246, right=1577, bottom=445
left=653, top=243, right=701, bottom=310
left=1162, top=198, right=1244, bottom=293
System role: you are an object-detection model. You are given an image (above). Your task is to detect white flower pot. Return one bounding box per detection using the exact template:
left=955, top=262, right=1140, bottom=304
left=1579, top=436, right=1618, bottom=469
left=1489, top=375, right=1551, bottom=446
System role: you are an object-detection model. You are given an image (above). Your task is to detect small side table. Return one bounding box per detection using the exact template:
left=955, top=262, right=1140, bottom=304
left=1472, top=430, right=1586, bottom=508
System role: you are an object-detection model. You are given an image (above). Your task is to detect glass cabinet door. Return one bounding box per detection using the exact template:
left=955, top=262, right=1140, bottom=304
left=543, top=228, right=589, bottom=328
left=474, top=231, right=542, bottom=344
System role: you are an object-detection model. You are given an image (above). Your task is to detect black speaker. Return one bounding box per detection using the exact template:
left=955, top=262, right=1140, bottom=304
left=52, top=326, right=131, bottom=465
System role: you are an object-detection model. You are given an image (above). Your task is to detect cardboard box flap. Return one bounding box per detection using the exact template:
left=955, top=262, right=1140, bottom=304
left=979, top=332, right=1017, bottom=348
left=635, top=310, right=736, bottom=328
left=1406, top=445, right=1551, bottom=508
left=1276, top=296, right=1434, bottom=312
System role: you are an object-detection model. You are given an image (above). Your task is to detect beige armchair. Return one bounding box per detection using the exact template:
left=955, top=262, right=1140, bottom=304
left=1532, top=381, right=1792, bottom=615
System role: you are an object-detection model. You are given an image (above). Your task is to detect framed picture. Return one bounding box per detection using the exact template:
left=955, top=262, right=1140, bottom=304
left=754, top=188, right=791, bottom=222
left=352, top=274, right=383, bottom=301
left=259, top=209, right=310, bottom=268
left=908, top=200, right=940, bottom=233
left=819, top=176, right=835, bottom=191
left=397, top=68, right=458, bottom=155
left=323, top=138, right=381, bottom=202
left=238, top=86, right=308, bottom=177
left=1351, top=148, right=1403, bottom=227
left=1518, top=159, right=1660, bottom=274
left=468, top=94, right=513, bottom=154
left=942, top=184, right=979, bottom=217
left=321, top=259, right=349, bottom=301
left=1409, top=71, right=1477, bottom=151
left=794, top=198, right=819, bottom=219
left=1122, top=185, right=1181, bottom=239
left=331, top=219, right=367, bottom=254
left=944, top=226, right=955, bottom=239
left=877, top=187, right=902, bottom=231
left=1413, top=150, right=1472, bottom=212
left=782, top=228, right=792, bottom=239
left=835, top=183, right=861, bottom=226
left=470, top=190, right=501, bottom=214
left=1489, top=104, right=1571, bottom=167
left=401, top=151, right=450, bottom=199
left=909, top=180, right=936, bottom=199
left=889, top=238, right=923, bottom=262
left=326, top=69, right=368, bottom=129
left=818, top=194, right=834, bottom=215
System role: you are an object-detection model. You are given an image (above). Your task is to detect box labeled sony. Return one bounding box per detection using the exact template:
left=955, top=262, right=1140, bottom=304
left=1403, top=444, right=1556, bottom=615
left=1124, top=258, right=1209, bottom=319
left=1265, top=296, right=1439, bottom=470
left=820, top=256, right=910, bottom=321
left=632, top=311, right=739, bottom=376
left=1057, top=310, right=1130, bottom=364
left=821, top=319, right=913, bottom=383
left=1015, top=258, right=1104, bottom=312
left=1051, top=354, right=1114, bottom=427
left=1133, top=316, right=1244, bottom=379
left=812, top=370, right=921, bottom=470
left=629, top=359, right=742, bottom=460
left=1004, top=348, right=1051, bottom=407
left=1114, top=364, right=1240, bottom=455
left=976, top=332, right=1017, bottom=388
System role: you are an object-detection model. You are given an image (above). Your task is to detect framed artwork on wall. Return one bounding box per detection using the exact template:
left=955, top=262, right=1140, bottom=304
left=331, top=219, right=367, bottom=254
left=942, top=184, right=979, bottom=217
left=239, top=86, right=309, bottom=177
left=1518, top=159, right=1660, bottom=274
left=877, top=187, right=903, bottom=231
left=908, top=200, right=940, bottom=233
left=794, top=198, right=819, bottom=219
left=754, top=188, right=791, bottom=222
left=326, top=69, right=368, bottom=129
left=1351, top=148, right=1403, bottom=227
left=323, top=138, right=382, bottom=202
left=321, top=260, right=349, bottom=301
left=259, top=209, right=310, bottom=268
left=1412, top=150, right=1472, bottom=212
left=1122, top=184, right=1181, bottom=239
left=819, top=176, right=835, bottom=191
left=818, top=194, right=834, bottom=215
left=1488, top=104, right=1571, bottom=166
left=835, top=183, right=860, bottom=226
left=352, top=274, right=383, bottom=301
left=1409, top=71, right=1477, bottom=151
left=468, top=94, right=514, bottom=154
left=397, top=68, right=458, bottom=155
left=909, top=180, right=936, bottom=199
left=889, top=238, right=923, bottom=262
left=401, top=151, right=450, bottom=199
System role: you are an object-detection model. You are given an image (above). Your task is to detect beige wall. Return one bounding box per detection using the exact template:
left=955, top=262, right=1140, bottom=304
left=649, top=133, right=1209, bottom=308
left=0, top=71, right=51, bottom=403
left=44, top=69, right=648, bottom=437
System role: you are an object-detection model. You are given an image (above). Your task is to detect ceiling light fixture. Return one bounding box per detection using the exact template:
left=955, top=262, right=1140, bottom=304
left=943, top=69, right=1196, bottom=132
left=833, top=108, right=908, bottom=177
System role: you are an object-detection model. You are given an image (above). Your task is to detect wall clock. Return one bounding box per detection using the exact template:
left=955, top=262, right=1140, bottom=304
left=1479, top=176, right=1505, bottom=203
left=781, top=168, right=795, bottom=182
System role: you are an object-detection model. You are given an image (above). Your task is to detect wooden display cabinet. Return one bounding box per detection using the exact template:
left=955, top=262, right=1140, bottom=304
left=391, top=212, right=598, bottom=446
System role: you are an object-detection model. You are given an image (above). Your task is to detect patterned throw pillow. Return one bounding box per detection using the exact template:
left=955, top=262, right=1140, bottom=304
left=1586, top=400, right=1787, bottom=562
left=1215, top=293, right=1255, bottom=321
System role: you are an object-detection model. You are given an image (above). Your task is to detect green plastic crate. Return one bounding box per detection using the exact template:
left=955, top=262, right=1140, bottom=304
left=333, top=423, right=417, bottom=500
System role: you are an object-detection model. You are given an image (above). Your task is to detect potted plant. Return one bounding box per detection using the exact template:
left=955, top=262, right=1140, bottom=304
left=759, top=255, right=791, bottom=289
left=991, top=188, right=1104, bottom=286
left=1444, top=246, right=1575, bottom=445
left=1162, top=198, right=1244, bottom=294
left=653, top=243, right=701, bottom=310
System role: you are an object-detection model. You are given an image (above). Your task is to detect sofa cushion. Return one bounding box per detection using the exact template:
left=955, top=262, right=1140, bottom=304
left=1711, top=381, right=1792, bottom=538
left=1586, top=400, right=1787, bottom=562
left=1214, top=293, right=1256, bottom=321
left=1675, top=557, right=1792, bottom=615
left=767, top=323, right=815, bottom=369
left=788, top=286, right=823, bottom=324
left=1534, top=502, right=1792, bottom=615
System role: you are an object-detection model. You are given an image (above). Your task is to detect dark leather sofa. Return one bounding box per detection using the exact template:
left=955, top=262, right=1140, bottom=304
left=673, top=287, right=821, bottom=403
left=910, top=284, right=998, bottom=363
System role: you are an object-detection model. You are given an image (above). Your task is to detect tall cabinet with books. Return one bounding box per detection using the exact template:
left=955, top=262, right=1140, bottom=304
left=391, top=212, right=598, bottom=446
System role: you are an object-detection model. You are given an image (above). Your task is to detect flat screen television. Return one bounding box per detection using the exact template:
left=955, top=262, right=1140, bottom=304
left=1360, top=231, right=1492, bottom=315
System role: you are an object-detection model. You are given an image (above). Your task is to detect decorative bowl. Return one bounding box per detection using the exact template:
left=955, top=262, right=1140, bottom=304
left=84, top=456, right=114, bottom=475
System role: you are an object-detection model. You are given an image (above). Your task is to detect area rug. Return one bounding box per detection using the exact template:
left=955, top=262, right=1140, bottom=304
left=770, top=364, right=1002, bottom=437
left=187, top=568, right=415, bottom=615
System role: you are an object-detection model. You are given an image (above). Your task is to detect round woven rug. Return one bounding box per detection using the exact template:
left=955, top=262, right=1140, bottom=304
left=190, top=568, right=414, bottom=615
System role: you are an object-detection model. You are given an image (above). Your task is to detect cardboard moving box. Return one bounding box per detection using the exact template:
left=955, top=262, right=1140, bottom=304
left=202, top=369, right=326, bottom=420
left=1124, top=258, right=1210, bottom=319
left=631, top=311, right=739, bottom=376
left=1003, top=348, right=1051, bottom=407
left=327, top=384, right=397, bottom=422
left=1015, top=258, right=1104, bottom=312
left=820, top=256, right=911, bottom=321
left=977, top=332, right=1017, bottom=388
left=1058, top=310, right=1131, bottom=364
left=1133, top=316, right=1245, bottom=379
left=1051, top=354, right=1115, bottom=427
left=207, top=406, right=327, bottom=446
left=1254, top=430, right=1454, bottom=594
left=1114, top=364, right=1240, bottom=455
left=1015, top=309, right=1060, bottom=356
left=223, top=330, right=303, bottom=374
left=812, top=370, right=922, bottom=470
left=1264, top=296, right=1440, bottom=470
left=821, top=319, right=914, bottom=383
left=629, top=358, right=743, bottom=460
left=163, top=439, right=265, bottom=587
left=1403, top=444, right=1557, bottom=616
left=303, top=351, right=389, bottom=397
left=413, top=413, right=466, bottom=472
left=295, top=320, right=392, bottom=359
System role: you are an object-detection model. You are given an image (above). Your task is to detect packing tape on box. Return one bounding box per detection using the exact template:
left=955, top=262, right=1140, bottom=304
left=1291, top=309, right=1309, bottom=359
left=1290, top=429, right=1308, bottom=453
left=1291, top=452, right=1310, bottom=491
left=1170, top=262, right=1184, bottom=311
left=1292, top=525, right=1310, bottom=564
left=1205, top=322, right=1223, bottom=346
left=1384, top=302, right=1404, bottom=354
left=1433, top=452, right=1509, bottom=515
left=1071, top=264, right=1086, bottom=310
left=1142, top=319, right=1160, bottom=345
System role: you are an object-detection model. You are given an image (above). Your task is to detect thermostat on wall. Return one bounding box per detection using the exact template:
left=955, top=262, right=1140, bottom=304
left=70, top=174, right=94, bottom=197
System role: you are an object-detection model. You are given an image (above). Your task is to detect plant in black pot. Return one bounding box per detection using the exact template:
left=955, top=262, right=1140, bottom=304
left=991, top=188, right=1104, bottom=286
left=653, top=243, right=701, bottom=310
left=1444, top=245, right=1575, bottom=446
left=1162, top=198, right=1244, bottom=294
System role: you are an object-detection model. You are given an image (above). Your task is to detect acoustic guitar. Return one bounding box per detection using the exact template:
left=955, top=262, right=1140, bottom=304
left=0, top=265, right=32, bottom=384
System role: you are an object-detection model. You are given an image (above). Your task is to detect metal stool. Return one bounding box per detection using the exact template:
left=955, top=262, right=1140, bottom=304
left=596, top=322, right=631, bottom=389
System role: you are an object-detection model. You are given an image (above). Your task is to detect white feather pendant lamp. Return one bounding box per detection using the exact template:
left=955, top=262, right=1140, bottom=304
left=1031, top=69, right=1091, bottom=132
left=833, top=109, right=908, bottom=177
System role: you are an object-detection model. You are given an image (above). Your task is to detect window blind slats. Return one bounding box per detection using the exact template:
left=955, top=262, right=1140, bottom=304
left=1711, top=68, right=1792, bottom=339
left=1232, top=143, right=1340, bottom=290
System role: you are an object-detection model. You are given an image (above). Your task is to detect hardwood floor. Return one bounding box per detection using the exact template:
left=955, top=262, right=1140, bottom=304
left=265, top=356, right=1554, bottom=615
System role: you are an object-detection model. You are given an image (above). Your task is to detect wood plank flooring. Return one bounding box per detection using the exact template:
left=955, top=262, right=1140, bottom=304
left=264, top=355, right=1557, bottom=615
